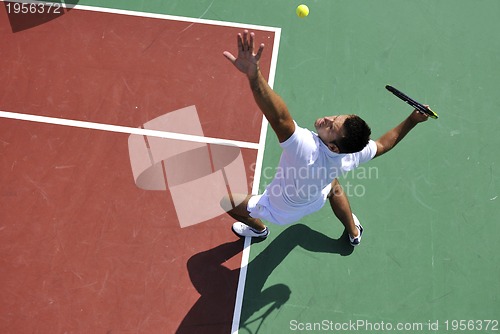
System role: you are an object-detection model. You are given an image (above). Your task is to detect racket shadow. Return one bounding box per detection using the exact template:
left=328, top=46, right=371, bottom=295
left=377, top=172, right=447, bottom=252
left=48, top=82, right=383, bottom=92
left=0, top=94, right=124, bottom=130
left=176, top=224, right=353, bottom=334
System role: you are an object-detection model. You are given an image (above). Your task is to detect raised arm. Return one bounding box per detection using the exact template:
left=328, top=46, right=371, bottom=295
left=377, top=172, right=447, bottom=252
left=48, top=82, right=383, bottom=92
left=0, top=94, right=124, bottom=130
left=374, top=109, right=429, bottom=158
left=223, top=30, right=295, bottom=143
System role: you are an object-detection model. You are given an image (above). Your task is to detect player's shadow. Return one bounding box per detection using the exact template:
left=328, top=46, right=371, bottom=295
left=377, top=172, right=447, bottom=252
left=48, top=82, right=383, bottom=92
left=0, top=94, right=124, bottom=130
left=176, top=224, right=354, bottom=333
left=3, top=0, right=80, bottom=33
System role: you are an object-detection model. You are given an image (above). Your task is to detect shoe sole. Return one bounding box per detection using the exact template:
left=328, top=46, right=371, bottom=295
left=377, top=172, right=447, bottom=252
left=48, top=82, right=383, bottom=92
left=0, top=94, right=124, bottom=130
left=231, top=225, right=268, bottom=239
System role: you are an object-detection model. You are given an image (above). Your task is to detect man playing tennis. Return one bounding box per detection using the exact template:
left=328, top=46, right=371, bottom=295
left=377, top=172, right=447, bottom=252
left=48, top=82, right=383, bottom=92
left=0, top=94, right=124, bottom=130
left=222, top=31, right=429, bottom=246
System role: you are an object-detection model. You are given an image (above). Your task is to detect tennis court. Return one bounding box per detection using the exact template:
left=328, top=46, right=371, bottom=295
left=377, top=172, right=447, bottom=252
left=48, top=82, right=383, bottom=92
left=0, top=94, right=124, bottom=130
left=1, top=1, right=499, bottom=333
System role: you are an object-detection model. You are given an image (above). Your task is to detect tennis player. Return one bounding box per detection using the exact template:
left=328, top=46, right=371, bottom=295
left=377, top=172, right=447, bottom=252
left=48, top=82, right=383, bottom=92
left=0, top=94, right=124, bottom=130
left=222, top=31, right=429, bottom=246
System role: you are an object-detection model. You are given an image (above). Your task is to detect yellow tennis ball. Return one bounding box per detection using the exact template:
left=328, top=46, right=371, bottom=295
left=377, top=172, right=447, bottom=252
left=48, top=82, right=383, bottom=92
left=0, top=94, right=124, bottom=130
left=296, top=4, right=309, bottom=18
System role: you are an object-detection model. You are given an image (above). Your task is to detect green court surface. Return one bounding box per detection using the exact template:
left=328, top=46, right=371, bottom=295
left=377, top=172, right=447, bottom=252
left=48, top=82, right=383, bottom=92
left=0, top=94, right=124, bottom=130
left=236, top=1, right=500, bottom=333
left=7, top=0, right=500, bottom=333
left=232, top=1, right=500, bottom=333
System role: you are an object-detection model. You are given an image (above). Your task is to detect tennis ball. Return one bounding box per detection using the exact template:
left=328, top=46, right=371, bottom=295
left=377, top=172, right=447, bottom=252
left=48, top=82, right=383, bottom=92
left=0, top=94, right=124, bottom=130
left=296, top=4, right=309, bottom=18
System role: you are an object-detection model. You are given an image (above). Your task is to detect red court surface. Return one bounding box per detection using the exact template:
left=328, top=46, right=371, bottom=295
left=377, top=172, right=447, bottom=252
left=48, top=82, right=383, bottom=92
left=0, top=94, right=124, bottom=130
left=0, top=5, right=276, bottom=333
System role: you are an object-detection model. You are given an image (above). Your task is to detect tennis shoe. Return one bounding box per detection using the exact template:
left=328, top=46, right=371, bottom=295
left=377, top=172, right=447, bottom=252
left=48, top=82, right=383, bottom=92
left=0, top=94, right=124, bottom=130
left=232, top=222, right=269, bottom=239
left=349, top=214, right=363, bottom=246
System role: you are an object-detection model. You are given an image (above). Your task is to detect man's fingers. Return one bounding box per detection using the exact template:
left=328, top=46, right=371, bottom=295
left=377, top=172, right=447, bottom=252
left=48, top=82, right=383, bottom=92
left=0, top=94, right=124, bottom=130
left=237, top=33, right=243, bottom=52
left=228, top=30, right=264, bottom=66
left=223, top=51, right=236, bottom=63
left=249, top=32, right=255, bottom=53
left=255, top=43, right=265, bottom=60
left=242, top=30, right=249, bottom=51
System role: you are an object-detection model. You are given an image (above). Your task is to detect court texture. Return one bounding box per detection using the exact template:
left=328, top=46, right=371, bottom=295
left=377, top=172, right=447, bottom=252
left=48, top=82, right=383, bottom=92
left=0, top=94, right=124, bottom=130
left=1, top=0, right=499, bottom=333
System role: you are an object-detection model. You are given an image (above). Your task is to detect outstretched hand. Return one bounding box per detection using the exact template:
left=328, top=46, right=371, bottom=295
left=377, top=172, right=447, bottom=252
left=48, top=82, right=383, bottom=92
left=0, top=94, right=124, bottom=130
left=223, top=30, right=264, bottom=80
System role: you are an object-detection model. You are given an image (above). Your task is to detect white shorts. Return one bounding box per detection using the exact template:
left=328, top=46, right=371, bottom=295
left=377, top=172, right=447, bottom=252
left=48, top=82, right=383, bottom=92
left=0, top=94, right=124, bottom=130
left=247, top=183, right=332, bottom=225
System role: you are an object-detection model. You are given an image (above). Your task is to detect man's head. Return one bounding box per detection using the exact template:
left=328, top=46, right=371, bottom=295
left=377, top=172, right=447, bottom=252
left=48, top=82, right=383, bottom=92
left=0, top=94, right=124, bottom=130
left=314, top=115, right=371, bottom=153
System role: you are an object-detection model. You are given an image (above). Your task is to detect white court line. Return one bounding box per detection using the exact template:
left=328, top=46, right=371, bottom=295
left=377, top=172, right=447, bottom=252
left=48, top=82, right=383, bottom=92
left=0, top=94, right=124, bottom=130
left=230, top=25, right=281, bottom=334
left=1, top=3, right=281, bottom=332
left=0, top=0, right=280, bottom=32
left=0, top=111, right=260, bottom=149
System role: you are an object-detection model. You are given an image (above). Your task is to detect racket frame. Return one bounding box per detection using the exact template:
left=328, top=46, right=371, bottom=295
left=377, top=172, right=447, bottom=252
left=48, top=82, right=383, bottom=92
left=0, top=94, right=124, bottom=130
left=385, top=85, right=438, bottom=119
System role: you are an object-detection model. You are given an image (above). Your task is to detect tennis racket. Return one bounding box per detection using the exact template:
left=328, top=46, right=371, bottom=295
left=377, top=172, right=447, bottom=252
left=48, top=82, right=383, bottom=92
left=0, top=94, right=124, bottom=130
left=385, top=85, right=438, bottom=119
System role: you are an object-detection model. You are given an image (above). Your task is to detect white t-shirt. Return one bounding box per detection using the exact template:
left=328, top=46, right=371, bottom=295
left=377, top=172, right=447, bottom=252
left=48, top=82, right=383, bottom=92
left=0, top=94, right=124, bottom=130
left=262, top=122, right=377, bottom=219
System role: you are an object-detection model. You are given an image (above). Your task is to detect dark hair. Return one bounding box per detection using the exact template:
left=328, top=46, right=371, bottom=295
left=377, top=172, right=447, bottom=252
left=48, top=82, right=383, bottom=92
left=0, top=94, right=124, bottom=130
left=337, top=115, right=371, bottom=153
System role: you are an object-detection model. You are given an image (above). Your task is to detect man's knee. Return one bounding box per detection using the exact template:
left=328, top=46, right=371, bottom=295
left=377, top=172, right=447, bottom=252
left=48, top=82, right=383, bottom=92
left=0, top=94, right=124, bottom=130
left=328, top=179, right=342, bottom=198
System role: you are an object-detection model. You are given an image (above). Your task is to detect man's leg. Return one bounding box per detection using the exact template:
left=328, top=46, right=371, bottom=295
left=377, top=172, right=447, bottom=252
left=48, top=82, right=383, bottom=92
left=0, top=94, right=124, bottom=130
left=328, top=179, right=359, bottom=239
left=221, top=194, right=267, bottom=232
